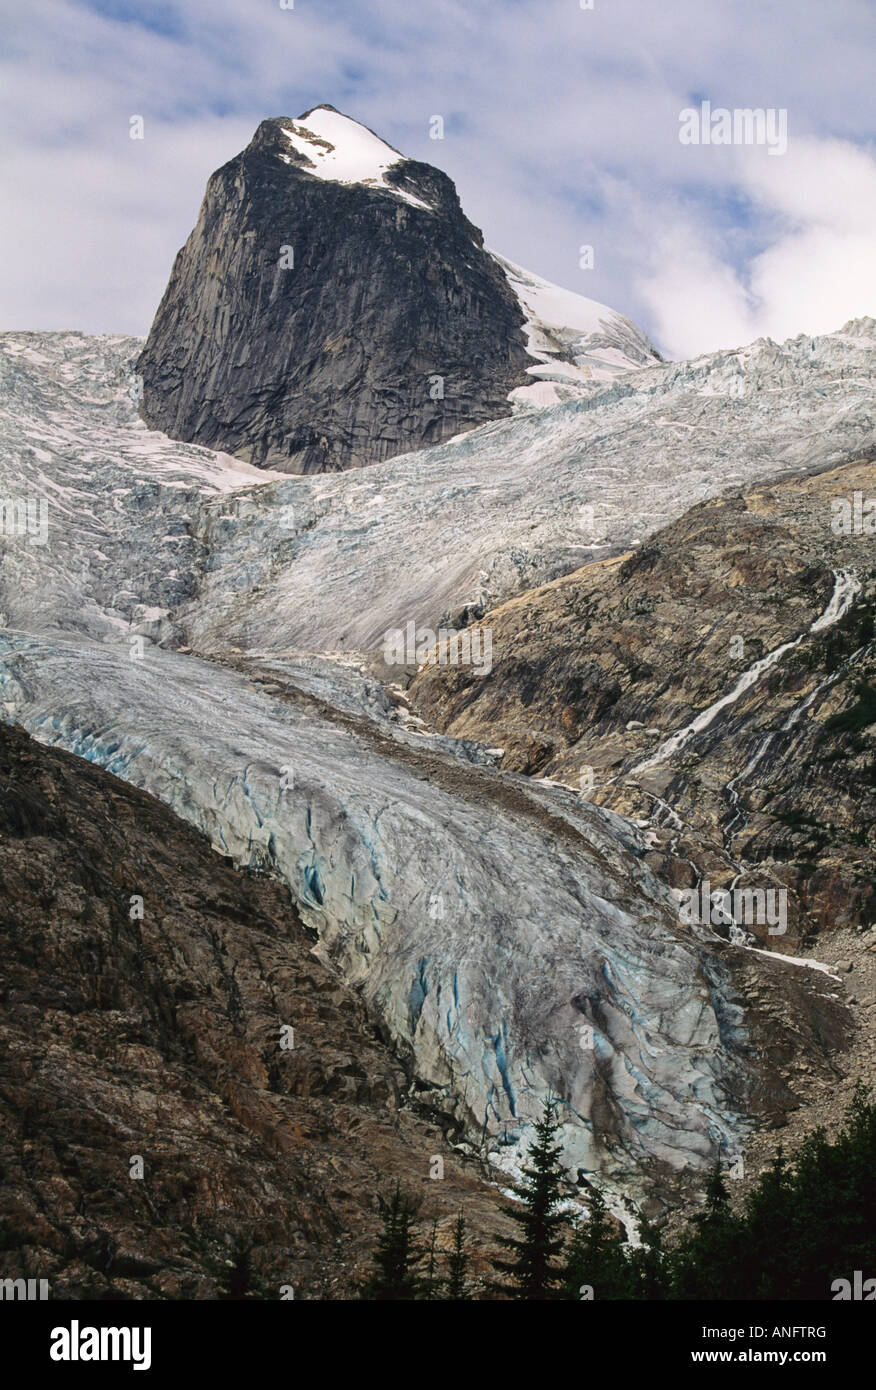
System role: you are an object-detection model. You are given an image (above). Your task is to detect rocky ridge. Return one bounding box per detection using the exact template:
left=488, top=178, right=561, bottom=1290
left=137, top=107, right=534, bottom=472
left=136, top=106, right=661, bottom=475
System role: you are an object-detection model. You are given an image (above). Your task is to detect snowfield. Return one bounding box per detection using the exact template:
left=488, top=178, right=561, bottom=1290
left=279, top=107, right=433, bottom=211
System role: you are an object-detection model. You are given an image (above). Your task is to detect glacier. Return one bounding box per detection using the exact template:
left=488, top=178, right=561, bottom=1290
left=1, top=320, right=871, bottom=1209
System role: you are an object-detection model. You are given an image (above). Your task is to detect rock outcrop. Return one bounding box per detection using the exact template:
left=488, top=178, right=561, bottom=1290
left=136, top=106, right=536, bottom=472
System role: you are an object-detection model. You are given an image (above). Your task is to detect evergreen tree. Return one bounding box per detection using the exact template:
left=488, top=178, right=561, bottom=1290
left=490, top=1097, right=569, bottom=1299
left=344, top=1087, right=876, bottom=1301
left=421, top=1217, right=441, bottom=1301
left=626, top=1212, right=667, bottom=1300
left=670, top=1162, right=743, bottom=1299
left=736, top=1147, right=793, bottom=1299
left=445, top=1209, right=470, bottom=1300
left=780, top=1082, right=876, bottom=1299
left=666, top=1090, right=876, bottom=1299
left=360, top=1182, right=423, bottom=1300
left=218, top=1242, right=254, bottom=1299
left=561, top=1186, right=633, bottom=1299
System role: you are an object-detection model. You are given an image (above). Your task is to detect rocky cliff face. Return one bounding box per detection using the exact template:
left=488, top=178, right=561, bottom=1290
left=136, top=106, right=536, bottom=473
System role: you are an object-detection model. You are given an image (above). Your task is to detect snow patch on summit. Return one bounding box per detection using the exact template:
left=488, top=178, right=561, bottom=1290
left=279, top=107, right=431, bottom=210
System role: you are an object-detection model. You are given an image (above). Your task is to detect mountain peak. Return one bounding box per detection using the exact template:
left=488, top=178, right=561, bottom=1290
left=138, top=111, right=532, bottom=471
left=271, top=105, right=423, bottom=206
left=137, top=109, right=659, bottom=472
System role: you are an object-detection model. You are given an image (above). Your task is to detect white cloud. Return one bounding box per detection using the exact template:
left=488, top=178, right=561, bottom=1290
left=637, top=137, right=876, bottom=357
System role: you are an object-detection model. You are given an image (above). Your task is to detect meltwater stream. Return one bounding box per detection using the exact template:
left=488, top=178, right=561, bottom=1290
left=723, top=635, right=872, bottom=847
left=628, top=569, right=861, bottom=782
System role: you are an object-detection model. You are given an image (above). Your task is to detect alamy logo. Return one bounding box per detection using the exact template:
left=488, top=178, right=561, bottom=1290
left=0, top=497, right=48, bottom=546
left=679, top=880, right=787, bottom=936
left=0, top=1277, right=49, bottom=1300
left=50, top=1321, right=152, bottom=1371
left=831, top=492, right=876, bottom=534
left=679, top=101, right=788, bottom=156
left=831, top=1271, right=876, bottom=1300
left=383, top=620, right=492, bottom=676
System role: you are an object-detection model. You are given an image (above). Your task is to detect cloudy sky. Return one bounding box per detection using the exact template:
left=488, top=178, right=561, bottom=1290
left=2, top=0, right=874, bottom=358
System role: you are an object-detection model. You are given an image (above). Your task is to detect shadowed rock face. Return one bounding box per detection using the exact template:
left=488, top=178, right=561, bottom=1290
left=136, top=107, right=533, bottom=473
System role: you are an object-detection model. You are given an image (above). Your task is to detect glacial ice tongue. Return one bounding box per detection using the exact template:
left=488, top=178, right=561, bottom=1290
left=0, top=627, right=751, bottom=1202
